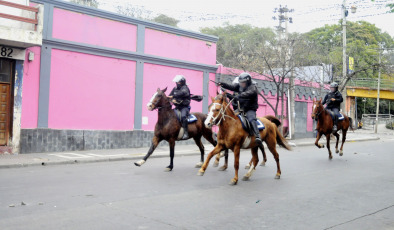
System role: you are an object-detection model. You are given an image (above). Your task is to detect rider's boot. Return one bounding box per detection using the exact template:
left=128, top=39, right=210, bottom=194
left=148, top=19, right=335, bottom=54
left=181, top=119, right=189, bottom=140
left=333, top=115, right=338, bottom=132
left=252, top=121, right=263, bottom=147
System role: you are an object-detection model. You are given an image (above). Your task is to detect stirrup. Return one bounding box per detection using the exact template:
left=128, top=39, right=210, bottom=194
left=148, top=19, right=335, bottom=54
left=255, top=137, right=263, bottom=146
left=181, top=132, right=189, bottom=140
left=332, top=125, right=337, bottom=131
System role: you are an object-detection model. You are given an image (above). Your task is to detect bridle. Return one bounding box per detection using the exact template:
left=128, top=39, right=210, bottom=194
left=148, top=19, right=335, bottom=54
left=150, top=94, right=172, bottom=111
left=312, top=103, right=324, bottom=120
left=208, top=98, right=235, bottom=126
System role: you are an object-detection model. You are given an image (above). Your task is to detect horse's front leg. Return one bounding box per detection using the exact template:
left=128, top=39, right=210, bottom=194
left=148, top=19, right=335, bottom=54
left=134, top=136, right=162, bottom=167
left=197, top=145, right=224, bottom=176
left=230, top=146, right=241, bottom=185
left=315, top=132, right=325, bottom=148
left=326, top=134, right=332, bottom=160
left=165, top=140, right=176, bottom=171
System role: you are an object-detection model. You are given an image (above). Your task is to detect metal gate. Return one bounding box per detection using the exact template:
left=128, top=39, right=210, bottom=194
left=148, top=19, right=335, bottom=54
left=295, top=101, right=308, bottom=138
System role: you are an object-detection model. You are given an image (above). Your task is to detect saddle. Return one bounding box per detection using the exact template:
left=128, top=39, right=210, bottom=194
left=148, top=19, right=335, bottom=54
left=237, top=113, right=265, bottom=135
left=174, top=109, right=198, bottom=124
left=327, top=110, right=345, bottom=121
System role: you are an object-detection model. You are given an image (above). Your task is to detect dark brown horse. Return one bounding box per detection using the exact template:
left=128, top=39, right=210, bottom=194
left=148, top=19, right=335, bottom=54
left=134, top=88, right=222, bottom=171
left=198, top=92, right=291, bottom=185
left=311, top=99, right=354, bottom=159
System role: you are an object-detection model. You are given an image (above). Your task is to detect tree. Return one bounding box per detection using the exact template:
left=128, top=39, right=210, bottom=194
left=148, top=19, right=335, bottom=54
left=115, top=4, right=152, bottom=19
left=153, top=14, right=179, bottom=27
left=304, top=21, right=394, bottom=92
left=201, top=24, right=276, bottom=69
left=70, top=0, right=98, bottom=8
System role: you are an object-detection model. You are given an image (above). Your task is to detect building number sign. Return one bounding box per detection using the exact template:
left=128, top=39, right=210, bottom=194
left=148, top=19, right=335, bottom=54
left=1, top=46, right=13, bottom=58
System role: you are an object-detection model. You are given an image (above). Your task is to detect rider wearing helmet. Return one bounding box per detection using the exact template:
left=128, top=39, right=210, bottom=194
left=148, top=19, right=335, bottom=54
left=219, top=72, right=263, bottom=146
left=322, top=82, right=343, bottom=132
left=169, top=75, right=191, bottom=140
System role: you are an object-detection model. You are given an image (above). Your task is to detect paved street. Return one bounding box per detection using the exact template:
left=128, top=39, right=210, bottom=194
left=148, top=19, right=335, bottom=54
left=1, top=137, right=394, bottom=230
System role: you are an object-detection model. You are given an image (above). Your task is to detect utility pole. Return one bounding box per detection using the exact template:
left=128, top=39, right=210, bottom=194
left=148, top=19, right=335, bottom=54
left=374, top=47, right=382, bottom=133
left=341, top=0, right=348, bottom=116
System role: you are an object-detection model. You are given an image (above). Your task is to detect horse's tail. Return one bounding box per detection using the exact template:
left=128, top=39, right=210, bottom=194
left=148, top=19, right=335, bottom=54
left=264, top=115, right=281, bottom=127
left=348, top=117, right=354, bottom=131
left=274, top=125, right=292, bottom=151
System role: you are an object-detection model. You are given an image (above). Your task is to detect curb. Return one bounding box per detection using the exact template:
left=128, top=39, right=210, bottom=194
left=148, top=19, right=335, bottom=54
left=293, top=137, right=380, bottom=147
left=0, top=137, right=381, bottom=169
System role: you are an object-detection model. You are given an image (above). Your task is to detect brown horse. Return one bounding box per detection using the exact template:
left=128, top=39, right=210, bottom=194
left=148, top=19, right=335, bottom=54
left=197, top=92, right=291, bottom=185
left=311, top=99, right=354, bottom=159
left=213, top=115, right=282, bottom=171
left=134, top=88, right=223, bottom=171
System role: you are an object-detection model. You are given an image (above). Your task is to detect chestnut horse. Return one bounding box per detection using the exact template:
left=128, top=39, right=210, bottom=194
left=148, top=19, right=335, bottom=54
left=134, top=88, right=225, bottom=171
left=311, top=99, right=354, bottom=159
left=197, top=92, right=291, bottom=185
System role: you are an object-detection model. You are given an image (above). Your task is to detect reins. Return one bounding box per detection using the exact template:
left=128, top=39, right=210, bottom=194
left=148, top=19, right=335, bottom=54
left=210, top=98, right=236, bottom=126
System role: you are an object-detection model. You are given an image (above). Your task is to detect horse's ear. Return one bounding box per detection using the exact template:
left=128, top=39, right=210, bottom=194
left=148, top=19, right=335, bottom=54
left=319, top=98, right=322, bottom=102
left=157, top=88, right=160, bottom=92
left=162, top=87, right=167, bottom=93
left=211, top=96, right=215, bottom=102
left=313, top=98, right=315, bottom=102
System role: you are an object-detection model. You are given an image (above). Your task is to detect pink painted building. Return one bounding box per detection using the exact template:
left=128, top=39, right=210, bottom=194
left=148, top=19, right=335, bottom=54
left=1, top=0, right=218, bottom=153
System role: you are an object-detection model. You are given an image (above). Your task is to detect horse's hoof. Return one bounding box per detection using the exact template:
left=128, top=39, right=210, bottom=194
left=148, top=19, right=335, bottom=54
left=229, top=179, right=238, bottom=185
left=213, top=161, right=219, bottom=167
left=134, top=160, right=145, bottom=167
left=242, top=176, right=250, bottom=181
left=275, top=174, right=281, bottom=179
left=260, top=161, right=266, bottom=166
left=218, top=166, right=227, bottom=171
left=164, top=167, right=172, bottom=172
left=329, top=156, right=333, bottom=160
left=197, top=170, right=205, bottom=176
left=195, top=162, right=203, bottom=168
left=336, top=149, right=339, bottom=154
left=339, top=150, right=343, bottom=156
left=245, top=164, right=251, bottom=169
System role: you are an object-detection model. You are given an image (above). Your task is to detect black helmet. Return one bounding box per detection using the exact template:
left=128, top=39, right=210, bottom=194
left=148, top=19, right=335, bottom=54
left=238, top=72, right=252, bottom=85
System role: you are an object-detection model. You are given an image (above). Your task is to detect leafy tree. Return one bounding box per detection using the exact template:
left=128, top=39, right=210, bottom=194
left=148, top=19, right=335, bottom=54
left=153, top=14, right=179, bottom=27
left=70, top=0, right=98, bottom=8
left=201, top=23, right=276, bottom=69
left=304, top=21, right=394, bottom=92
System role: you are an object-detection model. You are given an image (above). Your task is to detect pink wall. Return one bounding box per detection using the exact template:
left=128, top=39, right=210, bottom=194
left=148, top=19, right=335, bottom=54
left=142, top=63, right=204, bottom=131
left=48, top=49, right=136, bottom=130
left=145, top=29, right=216, bottom=65
left=52, top=8, right=137, bottom=52
left=21, top=46, right=41, bottom=129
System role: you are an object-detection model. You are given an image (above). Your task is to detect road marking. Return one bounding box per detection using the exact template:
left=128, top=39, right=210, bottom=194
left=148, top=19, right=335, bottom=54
left=48, top=153, right=93, bottom=159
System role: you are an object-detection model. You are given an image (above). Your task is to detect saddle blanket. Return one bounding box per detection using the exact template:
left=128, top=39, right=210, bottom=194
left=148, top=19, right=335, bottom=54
left=237, top=115, right=265, bottom=132
left=174, top=109, right=198, bottom=123
left=328, top=111, right=345, bottom=121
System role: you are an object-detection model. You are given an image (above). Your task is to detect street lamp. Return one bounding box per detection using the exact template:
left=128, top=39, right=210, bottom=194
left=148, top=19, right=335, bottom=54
left=362, top=98, right=366, bottom=115
left=341, top=0, right=357, bottom=115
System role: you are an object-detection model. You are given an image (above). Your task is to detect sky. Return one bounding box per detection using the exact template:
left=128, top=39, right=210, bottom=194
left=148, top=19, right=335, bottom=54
left=90, top=0, right=394, bottom=36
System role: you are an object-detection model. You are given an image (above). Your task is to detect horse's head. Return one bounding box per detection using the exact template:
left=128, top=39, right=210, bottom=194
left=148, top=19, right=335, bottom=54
left=147, top=87, right=169, bottom=111
left=311, top=98, right=324, bottom=120
left=205, top=91, right=229, bottom=128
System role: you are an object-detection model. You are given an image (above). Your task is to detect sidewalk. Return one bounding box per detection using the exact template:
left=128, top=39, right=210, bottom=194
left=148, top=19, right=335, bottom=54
left=0, top=128, right=391, bottom=169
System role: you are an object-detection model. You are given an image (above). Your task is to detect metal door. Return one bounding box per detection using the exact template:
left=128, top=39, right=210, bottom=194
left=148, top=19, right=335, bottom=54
left=295, top=101, right=307, bottom=137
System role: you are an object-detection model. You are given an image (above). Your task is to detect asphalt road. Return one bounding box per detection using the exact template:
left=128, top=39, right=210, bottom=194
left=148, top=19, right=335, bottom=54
left=1, top=138, right=394, bottom=230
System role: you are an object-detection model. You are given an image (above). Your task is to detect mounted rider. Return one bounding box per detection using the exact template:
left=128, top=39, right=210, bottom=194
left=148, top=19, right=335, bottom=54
left=219, top=72, right=263, bottom=147
left=169, top=75, right=191, bottom=140
left=322, top=82, right=343, bottom=132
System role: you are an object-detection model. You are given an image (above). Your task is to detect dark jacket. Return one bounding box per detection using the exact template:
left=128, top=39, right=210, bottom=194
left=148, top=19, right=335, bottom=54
left=221, top=82, right=258, bottom=111
left=169, top=84, right=190, bottom=108
left=322, top=90, right=343, bottom=109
